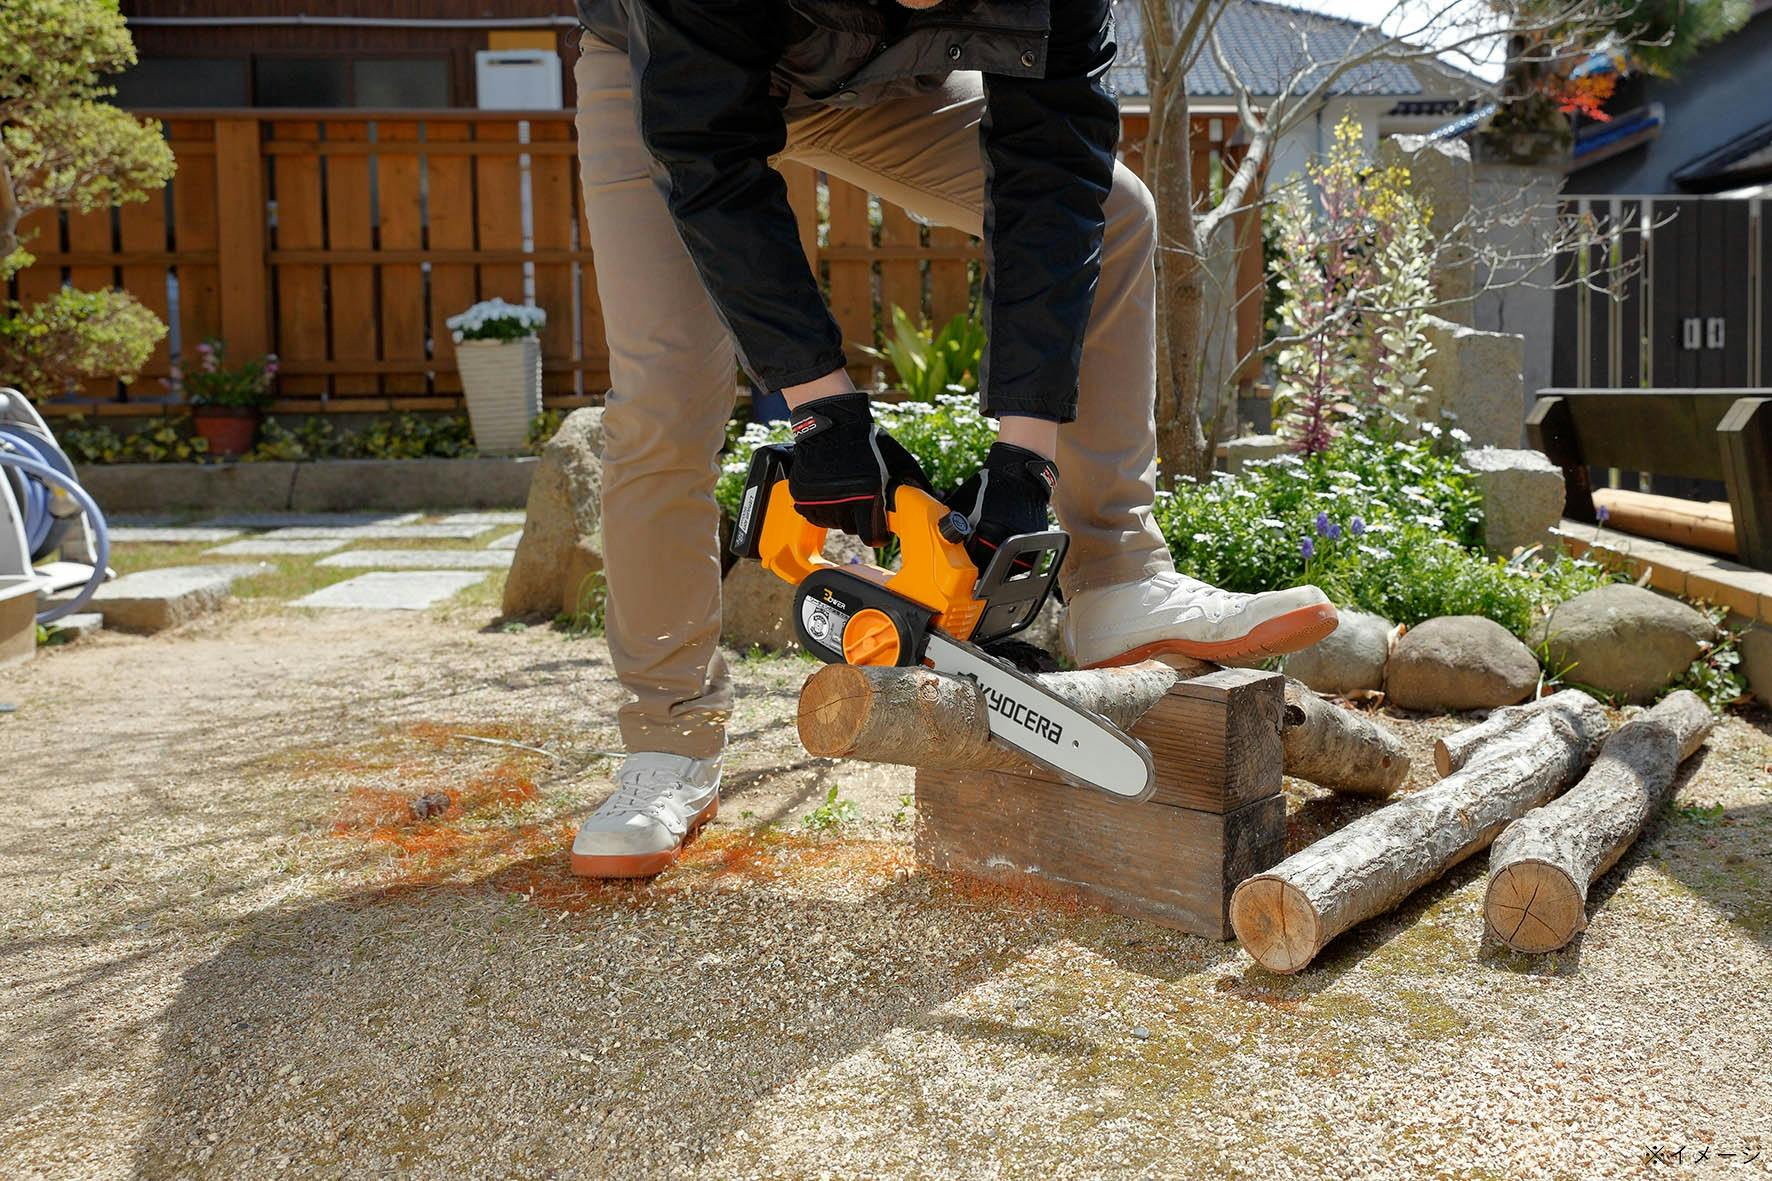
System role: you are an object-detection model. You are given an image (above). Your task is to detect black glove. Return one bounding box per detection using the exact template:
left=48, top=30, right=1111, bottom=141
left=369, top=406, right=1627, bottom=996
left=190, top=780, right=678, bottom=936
left=942, top=442, right=1058, bottom=572
left=787, top=393, right=929, bottom=546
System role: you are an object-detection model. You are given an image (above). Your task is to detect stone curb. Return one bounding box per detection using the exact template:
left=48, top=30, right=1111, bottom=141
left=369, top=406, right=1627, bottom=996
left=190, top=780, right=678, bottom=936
left=79, top=457, right=537, bottom=514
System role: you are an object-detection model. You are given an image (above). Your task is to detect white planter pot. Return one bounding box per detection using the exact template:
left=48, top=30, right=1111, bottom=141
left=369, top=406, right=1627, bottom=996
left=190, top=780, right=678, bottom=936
left=456, top=338, right=542, bottom=456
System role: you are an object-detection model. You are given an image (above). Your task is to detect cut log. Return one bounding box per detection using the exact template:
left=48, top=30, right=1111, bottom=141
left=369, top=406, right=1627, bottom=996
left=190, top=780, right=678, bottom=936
left=1591, top=488, right=1736, bottom=556
left=799, top=663, right=1410, bottom=798
left=1229, top=692, right=1610, bottom=973
left=1434, top=689, right=1597, bottom=777
left=1484, top=690, right=1715, bottom=953
left=1281, top=681, right=1409, bottom=797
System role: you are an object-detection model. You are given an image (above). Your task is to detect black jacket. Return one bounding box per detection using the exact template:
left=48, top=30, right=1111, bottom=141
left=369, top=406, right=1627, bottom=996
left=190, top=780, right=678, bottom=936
left=579, top=0, right=1119, bottom=422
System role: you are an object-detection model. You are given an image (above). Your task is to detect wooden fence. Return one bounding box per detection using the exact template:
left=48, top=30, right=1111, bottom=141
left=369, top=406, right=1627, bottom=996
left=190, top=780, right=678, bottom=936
left=10, top=109, right=1257, bottom=419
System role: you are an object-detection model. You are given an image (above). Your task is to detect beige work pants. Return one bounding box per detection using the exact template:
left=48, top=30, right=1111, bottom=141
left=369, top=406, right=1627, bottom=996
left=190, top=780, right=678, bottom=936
left=575, top=33, right=1173, bottom=758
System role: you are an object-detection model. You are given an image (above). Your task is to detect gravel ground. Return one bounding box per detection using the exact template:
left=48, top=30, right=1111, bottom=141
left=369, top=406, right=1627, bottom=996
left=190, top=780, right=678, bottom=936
left=1, top=605, right=1767, bottom=1180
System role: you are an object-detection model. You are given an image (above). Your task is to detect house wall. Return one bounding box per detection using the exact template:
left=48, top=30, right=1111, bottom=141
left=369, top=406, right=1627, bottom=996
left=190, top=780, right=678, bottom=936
left=1569, top=7, right=1772, bottom=194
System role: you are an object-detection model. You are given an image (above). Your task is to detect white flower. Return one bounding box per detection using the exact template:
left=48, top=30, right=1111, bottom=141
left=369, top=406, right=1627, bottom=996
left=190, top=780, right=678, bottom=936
left=446, top=298, right=547, bottom=342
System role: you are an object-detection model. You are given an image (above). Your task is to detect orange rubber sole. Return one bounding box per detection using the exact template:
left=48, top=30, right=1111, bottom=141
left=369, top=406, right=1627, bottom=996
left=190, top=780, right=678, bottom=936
left=1082, top=601, right=1341, bottom=669
left=570, top=795, right=719, bottom=879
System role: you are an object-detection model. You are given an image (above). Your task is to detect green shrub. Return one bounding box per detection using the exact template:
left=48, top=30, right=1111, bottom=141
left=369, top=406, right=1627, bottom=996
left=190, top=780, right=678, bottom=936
left=0, top=288, right=164, bottom=398
left=1153, top=425, right=1621, bottom=635
left=173, top=338, right=277, bottom=410
left=858, top=306, right=986, bottom=402
left=248, top=413, right=475, bottom=461
left=57, top=414, right=207, bottom=463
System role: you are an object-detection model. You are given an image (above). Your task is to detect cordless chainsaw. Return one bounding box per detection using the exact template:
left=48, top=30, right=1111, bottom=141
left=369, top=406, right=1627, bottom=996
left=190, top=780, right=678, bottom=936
left=730, top=444, right=1155, bottom=802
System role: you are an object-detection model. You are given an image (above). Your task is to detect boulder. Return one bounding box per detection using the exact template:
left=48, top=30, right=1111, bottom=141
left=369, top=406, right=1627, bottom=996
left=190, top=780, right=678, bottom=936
left=720, top=532, right=875, bottom=655
left=1531, top=584, right=1718, bottom=703
left=1460, top=447, right=1565, bottom=556
left=1283, top=609, right=1394, bottom=695
left=1386, top=615, right=1539, bottom=711
left=502, top=408, right=605, bottom=619
left=1421, top=316, right=1525, bottom=449
left=1740, top=626, right=1772, bottom=707
left=1378, top=135, right=1474, bottom=320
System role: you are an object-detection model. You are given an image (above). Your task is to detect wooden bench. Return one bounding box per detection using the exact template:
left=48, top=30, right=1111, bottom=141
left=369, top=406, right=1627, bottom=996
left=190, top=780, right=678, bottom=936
left=915, top=668, right=1287, bottom=939
left=1526, top=388, right=1772, bottom=571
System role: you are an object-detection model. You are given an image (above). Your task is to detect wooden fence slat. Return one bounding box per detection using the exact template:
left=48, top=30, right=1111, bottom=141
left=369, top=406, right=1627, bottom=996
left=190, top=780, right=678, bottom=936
left=877, top=202, right=924, bottom=330
left=65, top=208, right=117, bottom=398
left=927, top=225, right=974, bottom=326
left=13, top=209, right=63, bottom=308
left=528, top=119, right=578, bottom=396
left=213, top=117, right=268, bottom=358
left=170, top=139, right=222, bottom=368
left=426, top=120, right=478, bottom=395
left=376, top=120, right=430, bottom=396
left=270, top=121, right=329, bottom=397
left=117, top=195, right=173, bottom=390
left=472, top=120, right=525, bottom=306
left=323, top=119, right=378, bottom=398
left=826, top=180, right=875, bottom=385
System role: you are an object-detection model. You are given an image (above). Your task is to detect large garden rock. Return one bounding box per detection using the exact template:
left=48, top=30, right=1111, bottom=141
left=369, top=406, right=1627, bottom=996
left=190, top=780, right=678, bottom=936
left=1740, top=626, right=1772, bottom=707
left=1531, top=584, right=1717, bottom=703
left=720, top=532, right=874, bottom=654
left=1283, top=609, right=1394, bottom=695
left=502, top=408, right=604, bottom=619
left=1386, top=615, right=1539, bottom=710
left=1379, top=135, right=1473, bottom=319
left=1460, top=447, right=1564, bottom=556
left=1225, top=434, right=1289, bottom=474
left=1421, top=316, right=1524, bottom=449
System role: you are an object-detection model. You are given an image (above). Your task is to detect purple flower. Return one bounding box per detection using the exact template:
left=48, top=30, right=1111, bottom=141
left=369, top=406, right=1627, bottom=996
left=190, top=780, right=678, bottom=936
left=196, top=341, right=214, bottom=356
left=1325, top=522, right=1343, bottom=541
left=1300, top=536, right=1316, bottom=559
left=1595, top=504, right=1610, bottom=525
left=1350, top=516, right=1366, bottom=536
left=1315, top=510, right=1332, bottom=536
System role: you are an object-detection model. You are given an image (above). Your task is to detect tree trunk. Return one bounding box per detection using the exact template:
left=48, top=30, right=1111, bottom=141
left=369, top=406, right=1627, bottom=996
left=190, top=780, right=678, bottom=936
left=1230, top=692, right=1610, bottom=973
left=1434, top=689, right=1599, bottom=777
left=1281, top=682, right=1409, bottom=797
left=1144, top=19, right=1210, bottom=483
left=0, top=150, right=22, bottom=267
left=1484, top=690, right=1714, bottom=953
left=798, top=662, right=1406, bottom=798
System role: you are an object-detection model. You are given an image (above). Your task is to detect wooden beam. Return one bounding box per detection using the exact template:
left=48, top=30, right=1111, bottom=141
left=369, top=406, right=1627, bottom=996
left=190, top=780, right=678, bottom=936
left=1719, top=397, right=1772, bottom=571
left=1525, top=395, right=1596, bottom=524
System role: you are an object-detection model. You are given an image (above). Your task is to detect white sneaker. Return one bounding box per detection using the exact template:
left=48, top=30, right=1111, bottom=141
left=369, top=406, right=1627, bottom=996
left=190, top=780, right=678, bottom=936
left=570, top=753, right=721, bottom=879
left=1061, top=572, right=1339, bottom=668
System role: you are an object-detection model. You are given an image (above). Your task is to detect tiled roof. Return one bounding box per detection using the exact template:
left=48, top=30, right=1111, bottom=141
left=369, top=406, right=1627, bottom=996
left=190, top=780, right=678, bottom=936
left=1110, top=0, right=1445, bottom=100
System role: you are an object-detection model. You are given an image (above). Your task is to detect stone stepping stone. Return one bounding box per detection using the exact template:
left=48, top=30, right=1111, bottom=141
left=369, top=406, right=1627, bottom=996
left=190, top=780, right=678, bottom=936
left=260, top=523, right=491, bottom=541
left=61, top=563, right=266, bottom=633
left=201, top=511, right=421, bottom=529
left=317, top=548, right=513, bottom=570
left=487, top=530, right=522, bottom=550
left=440, top=510, right=526, bottom=527
left=109, top=526, right=244, bottom=545
left=45, top=612, right=103, bottom=642
left=292, top=571, right=488, bottom=611
left=206, top=538, right=348, bottom=557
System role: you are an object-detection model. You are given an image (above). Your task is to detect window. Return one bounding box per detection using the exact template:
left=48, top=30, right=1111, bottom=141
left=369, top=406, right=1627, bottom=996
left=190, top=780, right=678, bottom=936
left=111, top=58, right=249, bottom=108
left=253, top=58, right=349, bottom=108
left=352, top=59, right=452, bottom=109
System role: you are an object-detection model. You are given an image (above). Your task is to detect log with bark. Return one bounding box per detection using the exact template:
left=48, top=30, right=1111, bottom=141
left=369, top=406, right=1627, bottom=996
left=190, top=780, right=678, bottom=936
left=1229, top=692, right=1610, bottom=973
left=797, top=662, right=1409, bottom=797
left=1432, top=689, right=1598, bottom=776
left=1484, top=690, right=1715, bottom=953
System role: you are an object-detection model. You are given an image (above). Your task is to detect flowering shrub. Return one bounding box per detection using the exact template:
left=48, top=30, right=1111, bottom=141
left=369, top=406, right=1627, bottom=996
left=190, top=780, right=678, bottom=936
left=446, top=299, right=546, bottom=344
left=1270, top=118, right=1437, bottom=455
left=169, top=338, right=278, bottom=410
left=1154, top=425, right=1621, bottom=635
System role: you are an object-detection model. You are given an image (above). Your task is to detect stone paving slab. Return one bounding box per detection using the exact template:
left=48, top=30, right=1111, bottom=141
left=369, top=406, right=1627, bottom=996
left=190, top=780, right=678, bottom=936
left=109, top=527, right=245, bottom=545
left=205, top=538, right=348, bottom=558
left=60, top=563, right=266, bottom=633
left=45, top=612, right=104, bottom=641
left=316, top=549, right=513, bottom=570
left=487, top=531, right=522, bottom=550
left=439, top=511, right=527, bottom=527
left=260, top=523, right=491, bottom=541
left=200, top=512, right=421, bottom=529
left=291, top=571, right=489, bottom=611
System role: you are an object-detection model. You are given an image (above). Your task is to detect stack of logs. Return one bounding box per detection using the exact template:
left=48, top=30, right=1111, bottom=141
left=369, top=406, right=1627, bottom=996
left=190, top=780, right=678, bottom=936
left=796, top=654, right=1716, bottom=967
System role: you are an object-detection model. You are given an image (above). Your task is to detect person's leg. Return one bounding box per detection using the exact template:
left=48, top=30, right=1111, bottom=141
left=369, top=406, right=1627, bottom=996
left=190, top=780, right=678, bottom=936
left=785, top=83, right=1337, bottom=665
left=576, top=33, right=735, bottom=760
left=783, top=80, right=1173, bottom=598
left=571, top=34, right=731, bottom=875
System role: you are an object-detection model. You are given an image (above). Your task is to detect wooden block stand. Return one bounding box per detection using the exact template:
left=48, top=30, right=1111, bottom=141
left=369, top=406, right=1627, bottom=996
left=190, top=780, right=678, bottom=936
left=915, top=667, right=1288, bottom=938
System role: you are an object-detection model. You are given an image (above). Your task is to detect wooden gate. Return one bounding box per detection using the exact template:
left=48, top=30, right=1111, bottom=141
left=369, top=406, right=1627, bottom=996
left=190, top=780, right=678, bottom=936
left=1553, top=194, right=1767, bottom=389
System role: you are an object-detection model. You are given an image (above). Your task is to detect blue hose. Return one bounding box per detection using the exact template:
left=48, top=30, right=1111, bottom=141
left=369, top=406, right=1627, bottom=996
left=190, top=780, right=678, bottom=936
left=0, top=441, right=111, bottom=624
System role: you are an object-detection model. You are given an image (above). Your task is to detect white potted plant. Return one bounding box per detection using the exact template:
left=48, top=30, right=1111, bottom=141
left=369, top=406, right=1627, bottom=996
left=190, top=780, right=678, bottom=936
left=446, top=298, right=547, bottom=455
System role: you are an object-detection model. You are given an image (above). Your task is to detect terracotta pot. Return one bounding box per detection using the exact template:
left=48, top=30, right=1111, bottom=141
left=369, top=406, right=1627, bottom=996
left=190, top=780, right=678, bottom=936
left=192, top=405, right=261, bottom=458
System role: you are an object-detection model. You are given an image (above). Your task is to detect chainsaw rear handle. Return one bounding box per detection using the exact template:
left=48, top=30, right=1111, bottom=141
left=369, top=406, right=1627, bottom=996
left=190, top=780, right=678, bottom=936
left=729, top=443, right=1064, bottom=645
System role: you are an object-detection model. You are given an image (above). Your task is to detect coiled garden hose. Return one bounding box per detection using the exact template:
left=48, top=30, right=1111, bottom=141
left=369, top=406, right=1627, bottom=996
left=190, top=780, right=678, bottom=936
left=0, top=426, right=111, bottom=624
